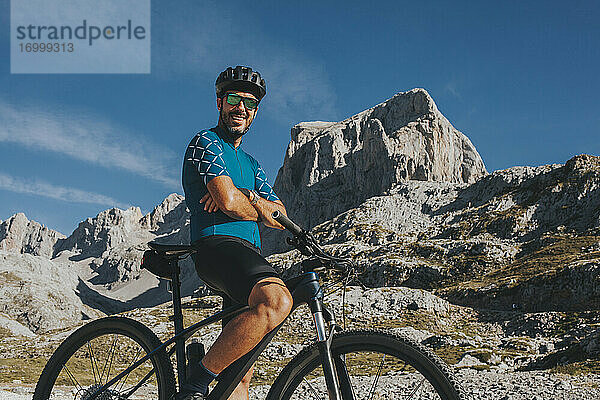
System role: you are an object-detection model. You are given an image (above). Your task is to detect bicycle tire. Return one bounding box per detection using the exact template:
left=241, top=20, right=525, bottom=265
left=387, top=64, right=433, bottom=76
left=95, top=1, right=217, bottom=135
left=266, top=329, right=465, bottom=400
left=34, top=316, right=176, bottom=400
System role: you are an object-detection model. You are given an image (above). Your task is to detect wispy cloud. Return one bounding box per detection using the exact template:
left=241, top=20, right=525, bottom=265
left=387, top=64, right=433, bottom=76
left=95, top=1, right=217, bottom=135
left=152, top=2, right=338, bottom=124
left=444, top=81, right=462, bottom=99
left=0, top=100, right=180, bottom=188
left=0, top=172, right=130, bottom=209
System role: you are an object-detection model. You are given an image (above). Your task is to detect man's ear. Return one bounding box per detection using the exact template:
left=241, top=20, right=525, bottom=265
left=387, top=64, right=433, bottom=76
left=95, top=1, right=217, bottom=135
left=216, top=97, right=222, bottom=111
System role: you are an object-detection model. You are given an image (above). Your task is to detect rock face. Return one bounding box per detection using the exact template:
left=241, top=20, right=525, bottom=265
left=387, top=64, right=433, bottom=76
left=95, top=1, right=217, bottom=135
left=0, top=193, right=198, bottom=332
left=264, top=154, right=600, bottom=377
left=0, top=213, right=65, bottom=258
left=436, top=153, right=600, bottom=240
left=55, top=207, right=150, bottom=259
left=274, top=154, right=599, bottom=311
left=55, top=193, right=193, bottom=288
left=0, top=251, right=103, bottom=333
left=270, top=88, right=487, bottom=240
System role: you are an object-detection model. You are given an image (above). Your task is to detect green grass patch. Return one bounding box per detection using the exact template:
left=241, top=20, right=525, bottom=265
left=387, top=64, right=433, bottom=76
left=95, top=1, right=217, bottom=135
left=0, top=326, right=12, bottom=340
left=551, top=360, right=600, bottom=376
left=469, top=349, right=493, bottom=363
left=444, top=234, right=600, bottom=292
left=434, top=345, right=469, bottom=365
left=0, top=271, right=21, bottom=284
left=0, top=357, right=47, bottom=384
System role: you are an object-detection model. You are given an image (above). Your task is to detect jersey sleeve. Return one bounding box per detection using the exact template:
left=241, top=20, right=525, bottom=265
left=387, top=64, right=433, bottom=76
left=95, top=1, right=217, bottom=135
left=254, top=165, right=281, bottom=202
left=186, top=131, right=230, bottom=185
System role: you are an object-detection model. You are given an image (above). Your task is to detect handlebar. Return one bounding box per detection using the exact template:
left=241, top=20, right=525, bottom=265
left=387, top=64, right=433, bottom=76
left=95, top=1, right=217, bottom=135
left=271, top=211, right=352, bottom=270
left=272, top=210, right=303, bottom=236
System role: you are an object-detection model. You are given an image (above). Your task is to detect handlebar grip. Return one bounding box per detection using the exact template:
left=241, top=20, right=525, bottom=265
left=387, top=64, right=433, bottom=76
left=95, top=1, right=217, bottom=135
left=272, top=211, right=303, bottom=236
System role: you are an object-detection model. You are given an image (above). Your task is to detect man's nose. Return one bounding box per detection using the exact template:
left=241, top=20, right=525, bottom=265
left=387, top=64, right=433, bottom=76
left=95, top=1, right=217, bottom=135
left=233, top=100, right=247, bottom=111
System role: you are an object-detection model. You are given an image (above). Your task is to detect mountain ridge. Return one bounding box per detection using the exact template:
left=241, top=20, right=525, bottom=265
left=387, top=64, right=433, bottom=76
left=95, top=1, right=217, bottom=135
left=0, top=90, right=598, bottom=386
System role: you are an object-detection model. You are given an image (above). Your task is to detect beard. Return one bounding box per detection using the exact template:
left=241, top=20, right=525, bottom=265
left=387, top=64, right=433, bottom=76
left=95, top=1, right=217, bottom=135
left=219, top=108, right=254, bottom=138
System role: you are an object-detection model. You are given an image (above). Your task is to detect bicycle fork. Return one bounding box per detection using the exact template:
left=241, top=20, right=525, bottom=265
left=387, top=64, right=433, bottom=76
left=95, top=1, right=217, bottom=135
left=301, top=272, right=346, bottom=400
left=310, top=298, right=344, bottom=400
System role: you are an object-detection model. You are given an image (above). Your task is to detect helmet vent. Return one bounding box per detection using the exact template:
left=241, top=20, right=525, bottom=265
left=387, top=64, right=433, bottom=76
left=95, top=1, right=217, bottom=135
left=215, top=65, right=267, bottom=100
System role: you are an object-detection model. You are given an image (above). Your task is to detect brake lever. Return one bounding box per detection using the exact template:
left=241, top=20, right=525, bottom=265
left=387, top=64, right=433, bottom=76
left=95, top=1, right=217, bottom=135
left=286, top=236, right=314, bottom=257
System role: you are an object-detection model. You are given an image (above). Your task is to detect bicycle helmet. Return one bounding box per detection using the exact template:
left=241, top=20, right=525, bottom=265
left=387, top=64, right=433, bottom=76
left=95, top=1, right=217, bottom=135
left=215, top=66, right=267, bottom=101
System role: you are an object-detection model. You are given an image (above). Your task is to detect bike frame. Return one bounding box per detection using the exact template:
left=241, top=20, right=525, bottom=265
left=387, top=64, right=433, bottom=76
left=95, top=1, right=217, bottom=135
left=88, top=258, right=348, bottom=400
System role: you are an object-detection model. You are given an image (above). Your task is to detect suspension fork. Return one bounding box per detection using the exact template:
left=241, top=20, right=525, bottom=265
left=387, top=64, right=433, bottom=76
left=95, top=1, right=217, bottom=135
left=309, top=296, right=343, bottom=400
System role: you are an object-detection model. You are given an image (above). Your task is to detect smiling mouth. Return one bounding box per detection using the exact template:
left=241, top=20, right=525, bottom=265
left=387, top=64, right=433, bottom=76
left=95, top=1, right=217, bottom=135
left=230, top=114, right=246, bottom=124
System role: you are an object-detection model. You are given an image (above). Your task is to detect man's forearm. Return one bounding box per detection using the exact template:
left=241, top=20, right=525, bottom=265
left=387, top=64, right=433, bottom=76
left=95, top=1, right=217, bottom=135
left=231, top=187, right=286, bottom=228
left=220, top=190, right=260, bottom=221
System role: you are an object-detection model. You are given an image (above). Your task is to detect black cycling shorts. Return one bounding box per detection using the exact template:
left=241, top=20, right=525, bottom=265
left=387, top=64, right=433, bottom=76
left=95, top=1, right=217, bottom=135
left=191, top=235, right=280, bottom=306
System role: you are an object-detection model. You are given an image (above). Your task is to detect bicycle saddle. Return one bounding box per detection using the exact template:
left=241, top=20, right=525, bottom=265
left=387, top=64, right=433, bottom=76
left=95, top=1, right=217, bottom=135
left=148, top=242, right=196, bottom=257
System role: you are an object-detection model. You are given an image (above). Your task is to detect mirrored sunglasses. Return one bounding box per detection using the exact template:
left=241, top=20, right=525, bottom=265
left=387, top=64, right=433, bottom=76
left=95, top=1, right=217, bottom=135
left=225, top=93, right=259, bottom=110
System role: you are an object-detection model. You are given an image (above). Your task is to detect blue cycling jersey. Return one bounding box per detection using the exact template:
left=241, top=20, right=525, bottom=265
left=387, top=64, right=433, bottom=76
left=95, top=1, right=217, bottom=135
left=182, top=127, right=280, bottom=249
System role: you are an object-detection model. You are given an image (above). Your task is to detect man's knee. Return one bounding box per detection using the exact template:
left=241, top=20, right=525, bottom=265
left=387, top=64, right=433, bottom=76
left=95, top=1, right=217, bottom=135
left=249, top=278, right=293, bottom=330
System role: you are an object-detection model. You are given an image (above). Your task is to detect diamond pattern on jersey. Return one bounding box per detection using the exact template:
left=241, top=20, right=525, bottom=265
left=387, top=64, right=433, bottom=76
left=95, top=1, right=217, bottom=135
left=187, top=131, right=230, bottom=185
left=255, top=166, right=280, bottom=202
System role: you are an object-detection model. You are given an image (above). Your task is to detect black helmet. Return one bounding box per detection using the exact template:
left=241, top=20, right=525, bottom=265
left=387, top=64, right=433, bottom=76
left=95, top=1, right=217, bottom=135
left=215, top=66, right=267, bottom=101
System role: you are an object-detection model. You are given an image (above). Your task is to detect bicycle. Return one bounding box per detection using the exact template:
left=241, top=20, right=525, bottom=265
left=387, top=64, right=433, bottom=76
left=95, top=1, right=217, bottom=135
left=33, top=211, right=465, bottom=399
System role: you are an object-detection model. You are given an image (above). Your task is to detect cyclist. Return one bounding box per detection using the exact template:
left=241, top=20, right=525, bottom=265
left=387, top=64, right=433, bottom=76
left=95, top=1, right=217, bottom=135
left=181, top=66, right=293, bottom=400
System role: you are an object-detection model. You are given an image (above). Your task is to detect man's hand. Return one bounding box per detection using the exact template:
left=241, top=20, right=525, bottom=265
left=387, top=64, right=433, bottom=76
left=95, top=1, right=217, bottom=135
left=200, top=192, right=220, bottom=213
left=253, top=198, right=287, bottom=230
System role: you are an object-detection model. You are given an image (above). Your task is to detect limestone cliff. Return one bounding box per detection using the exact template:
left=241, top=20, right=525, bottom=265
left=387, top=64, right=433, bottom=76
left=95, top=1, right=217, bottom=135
left=264, top=88, right=487, bottom=254
left=0, top=213, right=65, bottom=258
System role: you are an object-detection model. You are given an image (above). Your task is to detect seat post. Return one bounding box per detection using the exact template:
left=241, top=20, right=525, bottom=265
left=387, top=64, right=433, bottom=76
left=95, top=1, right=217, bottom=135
left=170, top=259, right=187, bottom=386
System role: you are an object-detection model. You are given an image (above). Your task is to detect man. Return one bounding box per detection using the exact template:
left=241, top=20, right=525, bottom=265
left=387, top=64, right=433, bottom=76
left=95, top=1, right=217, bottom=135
left=181, top=66, right=292, bottom=400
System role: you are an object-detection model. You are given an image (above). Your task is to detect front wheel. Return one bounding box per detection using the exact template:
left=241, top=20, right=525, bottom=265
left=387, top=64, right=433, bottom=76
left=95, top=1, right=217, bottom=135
left=34, top=316, right=176, bottom=400
left=267, top=329, right=465, bottom=400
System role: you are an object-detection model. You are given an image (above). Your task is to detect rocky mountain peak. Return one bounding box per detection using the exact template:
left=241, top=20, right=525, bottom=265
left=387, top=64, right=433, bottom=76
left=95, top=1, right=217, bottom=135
left=55, top=206, right=146, bottom=258
left=288, top=89, right=440, bottom=146
left=264, top=88, right=487, bottom=253
left=565, top=153, right=600, bottom=172
left=139, top=193, right=186, bottom=233
left=0, top=213, right=65, bottom=258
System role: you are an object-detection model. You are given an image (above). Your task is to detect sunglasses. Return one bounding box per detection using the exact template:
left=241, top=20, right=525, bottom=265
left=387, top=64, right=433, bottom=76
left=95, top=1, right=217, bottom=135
left=224, top=93, right=259, bottom=110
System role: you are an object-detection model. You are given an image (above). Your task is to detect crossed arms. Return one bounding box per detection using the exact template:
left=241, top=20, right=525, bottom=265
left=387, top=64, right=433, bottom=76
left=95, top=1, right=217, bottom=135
left=201, top=175, right=287, bottom=230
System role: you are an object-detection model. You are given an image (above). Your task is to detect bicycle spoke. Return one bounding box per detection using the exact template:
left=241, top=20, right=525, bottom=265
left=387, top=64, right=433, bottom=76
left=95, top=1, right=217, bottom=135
left=121, top=368, right=157, bottom=399
left=366, top=354, right=385, bottom=400
left=302, top=376, right=324, bottom=400
left=406, top=376, right=427, bottom=398
left=100, top=334, right=118, bottom=384
left=117, top=347, right=142, bottom=392
left=87, top=340, right=99, bottom=385
left=62, top=364, right=83, bottom=391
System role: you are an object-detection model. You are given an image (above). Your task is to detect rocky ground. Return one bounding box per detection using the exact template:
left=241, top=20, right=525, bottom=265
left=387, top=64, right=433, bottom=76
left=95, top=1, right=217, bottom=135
left=1, top=287, right=599, bottom=399
left=4, top=371, right=597, bottom=400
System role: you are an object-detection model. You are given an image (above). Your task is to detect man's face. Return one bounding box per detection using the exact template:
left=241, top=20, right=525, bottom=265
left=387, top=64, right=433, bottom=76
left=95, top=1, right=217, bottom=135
left=217, top=91, right=258, bottom=136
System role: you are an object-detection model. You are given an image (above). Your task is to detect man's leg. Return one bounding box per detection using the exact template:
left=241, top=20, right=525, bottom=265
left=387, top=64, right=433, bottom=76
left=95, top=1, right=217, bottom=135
left=201, top=277, right=293, bottom=398
left=229, top=366, right=254, bottom=400
left=220, top=297, right=253, bottom=400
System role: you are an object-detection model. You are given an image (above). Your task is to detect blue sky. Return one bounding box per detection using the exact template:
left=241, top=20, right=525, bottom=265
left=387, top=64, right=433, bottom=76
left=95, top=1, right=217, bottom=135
left=0, top=0, right=598, bottom=235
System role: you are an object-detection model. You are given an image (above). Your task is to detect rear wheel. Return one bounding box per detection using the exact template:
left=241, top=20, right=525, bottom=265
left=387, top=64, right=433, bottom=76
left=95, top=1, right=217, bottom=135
left=33, top=316, right=176, bottom=400
left=267, top=329, right=465, bottom=400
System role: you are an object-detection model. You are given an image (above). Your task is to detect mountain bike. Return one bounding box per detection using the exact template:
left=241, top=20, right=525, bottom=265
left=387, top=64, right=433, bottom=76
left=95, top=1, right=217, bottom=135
left=33, top=211, right=465, bottom=399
